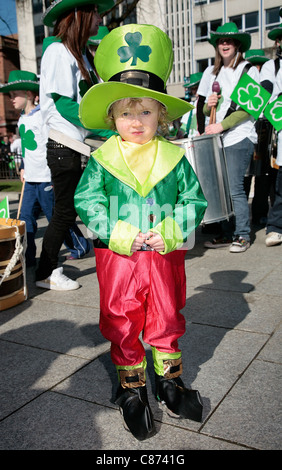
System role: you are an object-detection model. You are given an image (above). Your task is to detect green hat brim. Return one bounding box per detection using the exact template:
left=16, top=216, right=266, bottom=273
left=79, top=82, right=194, bottom=129
left=0, top=81, right=39, bottom=93
left=42, top=0, right=114, bottom=27
left=246, top=55, right=269, bottom=64
left=209, top=31, right=251, bottom=52
left=268, top=26, right=282, bottom=41
left=184, top=79, right=201, bottom=89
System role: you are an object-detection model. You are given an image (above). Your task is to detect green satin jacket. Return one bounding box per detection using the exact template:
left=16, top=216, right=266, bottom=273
left=74, top=135, right=207, bottom=256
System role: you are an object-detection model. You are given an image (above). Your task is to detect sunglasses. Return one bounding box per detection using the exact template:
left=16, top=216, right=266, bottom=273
left=218, top=38, right=235, bottom=45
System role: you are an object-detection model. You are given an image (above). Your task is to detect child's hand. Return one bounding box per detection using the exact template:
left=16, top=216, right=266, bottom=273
left=145, top=232, right=165, bottom=252
left=131, top=232, right=147, bottom=252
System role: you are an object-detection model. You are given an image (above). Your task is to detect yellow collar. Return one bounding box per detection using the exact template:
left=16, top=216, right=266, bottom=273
left=91, top=135, right=185, bottom=197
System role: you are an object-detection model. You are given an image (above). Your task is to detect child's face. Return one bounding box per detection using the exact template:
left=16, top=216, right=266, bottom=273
left=9, top=90, right=27, bottom=111
left=112, top=98, right=161, bottom=144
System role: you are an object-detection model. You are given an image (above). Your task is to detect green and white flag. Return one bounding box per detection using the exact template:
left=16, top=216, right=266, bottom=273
left=263, top=96, right=282, bottom=132
left=230, top=73, right=271, bottom=120
left=0, top=196, right=10, bottom=218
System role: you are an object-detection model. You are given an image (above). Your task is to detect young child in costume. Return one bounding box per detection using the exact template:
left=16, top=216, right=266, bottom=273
left=74, top=24, right=208, bottom=441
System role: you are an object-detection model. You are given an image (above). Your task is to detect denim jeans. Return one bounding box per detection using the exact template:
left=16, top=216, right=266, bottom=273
left=21, top=181, right=54, bottom=266
left=266, top=166, right=282, bottom=235
left=36, top=146, right=83, bottom=280
left=221, top=138, right=254, bottom=241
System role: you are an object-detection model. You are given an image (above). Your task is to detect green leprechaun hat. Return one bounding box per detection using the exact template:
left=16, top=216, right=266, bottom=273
left=184, top=72, right=203, bottom=89
left=0, top=70, right=39, bottom=94
left=268, top=23, right=282, bottom=41
left=88, top=26, right=109, bottom=46
left=245, top=49, right=269, bottom=65
left=79, top=24, right=194, bottom=129
left=209, top=22, right=251, bottom=52
left=42, top=0, right=114, bottom=27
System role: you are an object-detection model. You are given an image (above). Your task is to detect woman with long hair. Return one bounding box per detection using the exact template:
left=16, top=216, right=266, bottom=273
left=198, top=22, right=259, bottom=253
left=35, top=1, right=114, bottom=290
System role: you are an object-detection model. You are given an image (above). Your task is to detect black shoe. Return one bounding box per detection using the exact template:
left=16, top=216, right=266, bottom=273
left=115, top=385, right=156, bottom=441
left=155, top=374, right=203, bottom=422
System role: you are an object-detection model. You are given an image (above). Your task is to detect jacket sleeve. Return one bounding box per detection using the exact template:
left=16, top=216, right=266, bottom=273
left=74, top=156, right=140, bottom=255
left=151, top=157, right=207, bottom=253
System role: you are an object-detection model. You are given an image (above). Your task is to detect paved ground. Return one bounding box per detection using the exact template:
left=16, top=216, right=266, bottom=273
left=0, top=192, right=281, bottom=452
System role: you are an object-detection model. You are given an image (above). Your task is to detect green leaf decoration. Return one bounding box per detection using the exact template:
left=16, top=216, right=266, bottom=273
left=117, top=32, right=152, bottom=66
left=230, top=73, right=271, bottom=120
left=19, top=124, right=37, bottom=158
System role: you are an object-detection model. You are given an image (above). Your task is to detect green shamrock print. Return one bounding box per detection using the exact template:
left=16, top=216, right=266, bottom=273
left=19, top=124, right=37, bottom=158
left=117, top=32, right=152, bottom=66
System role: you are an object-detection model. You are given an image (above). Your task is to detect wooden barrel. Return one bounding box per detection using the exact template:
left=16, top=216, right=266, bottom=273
left=0, top=218, right=27, bottom=311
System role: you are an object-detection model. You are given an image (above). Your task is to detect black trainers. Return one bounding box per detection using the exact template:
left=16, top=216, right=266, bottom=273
left=204, top=236, right=232, bottom=249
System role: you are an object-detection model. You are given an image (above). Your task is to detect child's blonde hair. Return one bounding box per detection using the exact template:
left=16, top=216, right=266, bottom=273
left=107, top=97, right=169, bottom=135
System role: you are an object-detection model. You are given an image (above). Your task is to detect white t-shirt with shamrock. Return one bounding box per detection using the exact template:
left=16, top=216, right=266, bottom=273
left=18, top=106, right=51, bottom=182
left=197, top=61, right=259, bottom=147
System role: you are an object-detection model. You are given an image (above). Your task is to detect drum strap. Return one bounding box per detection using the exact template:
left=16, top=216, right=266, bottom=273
left=223, top=63, right=252, bottom=119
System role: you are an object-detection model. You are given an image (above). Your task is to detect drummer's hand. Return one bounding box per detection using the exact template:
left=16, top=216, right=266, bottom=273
left=205, top=123, right=224, bottom=135
left=207, top=93, right=220, bottom=108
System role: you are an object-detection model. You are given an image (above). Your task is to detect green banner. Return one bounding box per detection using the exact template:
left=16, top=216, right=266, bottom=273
left=263, top=96, right=282, bottom=132
left=230, top=73, right=271, bottom=120
left=0, top=196, right=10, bottom=218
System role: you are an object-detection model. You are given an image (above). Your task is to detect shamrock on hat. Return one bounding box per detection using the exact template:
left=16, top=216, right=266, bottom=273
left=79, top=24, right=194, bottom=130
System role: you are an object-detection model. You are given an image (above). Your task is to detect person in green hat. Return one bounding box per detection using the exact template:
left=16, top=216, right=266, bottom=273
left=35, top=1, right=115, bottom=291
left=74, top=24, right=208, bottom=441
left=0, top=70, right=56, bottom=267
left=180, top=72, right=203, bottom=138
left=244, top=49, right=274, bottom=228
left=0, top=70, right=91, bottom=267
left=197, top=22, right=260, bottom=253
left=261, top=13, right=282, bottom=247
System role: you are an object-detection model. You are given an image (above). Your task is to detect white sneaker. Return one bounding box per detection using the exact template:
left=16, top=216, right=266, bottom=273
left=36, top=267, right=80, bottom=291
left=265, top=232, right=282, bottom=247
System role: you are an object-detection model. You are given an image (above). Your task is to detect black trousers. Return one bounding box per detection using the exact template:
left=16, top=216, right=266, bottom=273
left=36, top=145, right=83, bottom=281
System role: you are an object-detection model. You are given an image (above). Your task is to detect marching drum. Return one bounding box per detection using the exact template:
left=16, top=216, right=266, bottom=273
left=0, top=218, right=27, bottom=311
left=174, top=134, right=233, bottom=224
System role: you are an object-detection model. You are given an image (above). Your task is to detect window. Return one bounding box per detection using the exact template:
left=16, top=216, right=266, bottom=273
left=245, top=12, right=259, bottom=33
left=195, top=19, right=222, bottom=42
left=229, top=12, right=258, bottom=33
left=196, top=58, right=214, bottom=73
left=266, top=7, right=281, bottom=31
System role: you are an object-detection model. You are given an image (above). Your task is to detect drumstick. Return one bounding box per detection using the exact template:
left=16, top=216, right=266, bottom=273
left=209, top=81, right=220, bottom=125
left=17, top=180, right=25, bottom=219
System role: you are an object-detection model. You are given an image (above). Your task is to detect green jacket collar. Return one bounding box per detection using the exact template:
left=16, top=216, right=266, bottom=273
left=91, top=135, right=185, bottom=197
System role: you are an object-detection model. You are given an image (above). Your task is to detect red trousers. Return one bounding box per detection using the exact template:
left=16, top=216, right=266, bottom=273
left=95, top=248, right=187, bottom=366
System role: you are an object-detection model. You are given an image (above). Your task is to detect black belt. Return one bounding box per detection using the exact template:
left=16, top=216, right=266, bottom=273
left=47, top=139, right=68, bottom=149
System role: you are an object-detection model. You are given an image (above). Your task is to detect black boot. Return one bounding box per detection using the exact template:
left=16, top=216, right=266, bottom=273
left=115, top=384, right=156, bottom=440
left=155, top=357, right=203, bottom=422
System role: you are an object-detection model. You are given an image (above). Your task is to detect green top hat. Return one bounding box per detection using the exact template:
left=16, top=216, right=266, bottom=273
left=0, top=70, right=39, bottom=93
left=42, top=0, right=114, bottom=27
left=245, top=49, right=269, bottom=65
left=184, top=72, right=203, bottom=89
left=209, top=22, right=251, bottom=52
left=79, top=24, right=193, bottom=130
left=88, top=26, right=109, bottom=46
left=268, top=24, right=282, bottom=41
